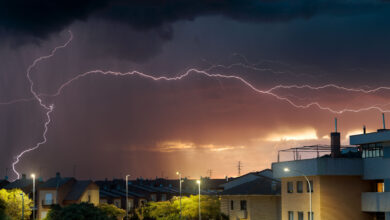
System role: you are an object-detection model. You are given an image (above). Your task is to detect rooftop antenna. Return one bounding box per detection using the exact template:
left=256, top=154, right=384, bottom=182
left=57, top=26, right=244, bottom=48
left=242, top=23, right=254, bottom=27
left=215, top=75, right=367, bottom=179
left=335, top=118, right=338, bottom=132
left=383, top=113, right=386, bottom=129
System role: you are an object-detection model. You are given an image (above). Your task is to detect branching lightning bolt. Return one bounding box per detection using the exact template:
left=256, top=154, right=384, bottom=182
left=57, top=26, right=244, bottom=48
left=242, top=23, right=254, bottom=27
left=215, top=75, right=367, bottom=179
left=11, top=31, right=73, bottom=180
left=7, top=30, right=390, bottom=180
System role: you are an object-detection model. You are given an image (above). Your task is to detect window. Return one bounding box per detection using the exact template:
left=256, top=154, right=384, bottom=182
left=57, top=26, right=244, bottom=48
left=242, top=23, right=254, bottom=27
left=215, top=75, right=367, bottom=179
left=230, top=200, right=234, bottom=210
left=288, top=211, right=294, bottom=220
left=297, top=181, right=303, bottom=193
left=272, top=181, right=277, bottom=191
left=287, top=182, right=294, bottom=193
left=307, top=180, right=313, bottom=193
left=307, top=212, right=314, bottom=220
left=377, top=182, right=385, bottom=192
left=240, top=200, right=247, bottom=211
left=298, top=212, right=303, bottom=220
left=362, top=143, right=383, bottom=158
left=161, top=194, right=167, bottom=201
left=151, top=194, right=157, bottom=201
left=44, top=193, right=53, bottom=205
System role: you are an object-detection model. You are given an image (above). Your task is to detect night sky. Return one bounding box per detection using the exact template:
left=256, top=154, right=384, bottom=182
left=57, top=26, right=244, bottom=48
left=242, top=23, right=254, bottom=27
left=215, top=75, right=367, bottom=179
left=2, top=0, right=390, bottom=180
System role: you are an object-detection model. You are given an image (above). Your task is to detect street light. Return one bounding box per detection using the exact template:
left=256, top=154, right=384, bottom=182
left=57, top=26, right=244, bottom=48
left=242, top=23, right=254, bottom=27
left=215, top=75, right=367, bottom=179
left=284, top=168, right=312, bottom=220
left=125, top=174, right=131, bottom=220
left=196, top=180, right=201, bottom=220
left=20, top=193, right=24, bottom=220
left=31, top=174, right=36, bottom=220
left=176, top=172, right=182, bottom=219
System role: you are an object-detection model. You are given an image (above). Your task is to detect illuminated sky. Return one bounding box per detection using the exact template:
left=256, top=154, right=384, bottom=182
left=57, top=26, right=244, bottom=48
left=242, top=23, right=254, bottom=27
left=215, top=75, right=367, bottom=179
left=2, top=0, right=390, bottom=180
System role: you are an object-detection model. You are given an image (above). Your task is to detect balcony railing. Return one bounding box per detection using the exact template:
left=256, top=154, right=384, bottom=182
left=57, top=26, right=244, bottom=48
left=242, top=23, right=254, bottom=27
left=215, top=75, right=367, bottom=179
left=362, top=192, right=390, bottom=212
left=42, top=200, right=54, bottom=206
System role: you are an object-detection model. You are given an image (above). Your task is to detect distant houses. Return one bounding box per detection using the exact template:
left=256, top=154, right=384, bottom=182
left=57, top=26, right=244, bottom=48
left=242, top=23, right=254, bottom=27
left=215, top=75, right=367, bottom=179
left=0, top=172, right=236, bottom=219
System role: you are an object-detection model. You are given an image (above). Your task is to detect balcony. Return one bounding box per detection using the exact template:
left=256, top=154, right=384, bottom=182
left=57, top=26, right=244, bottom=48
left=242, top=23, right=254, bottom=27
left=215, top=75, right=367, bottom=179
left=363, top=157, right=390, bottom=180
left=362, top=192, right=390, bottom=212
left=42, top=200, right=54, bottom=206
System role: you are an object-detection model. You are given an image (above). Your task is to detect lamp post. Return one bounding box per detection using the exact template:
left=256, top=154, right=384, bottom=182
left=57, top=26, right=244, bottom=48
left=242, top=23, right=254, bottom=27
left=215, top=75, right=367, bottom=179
left=196, top=180, right=201, bottom=220
left=126, top=174, right=130, bottom=220
left=31, top=174, right=36, bottom=220
left=284, top=168, right=312, bottom=220
left=176, top=172, right=182, bottom=219
left=20, top=193, right=24, bottom=220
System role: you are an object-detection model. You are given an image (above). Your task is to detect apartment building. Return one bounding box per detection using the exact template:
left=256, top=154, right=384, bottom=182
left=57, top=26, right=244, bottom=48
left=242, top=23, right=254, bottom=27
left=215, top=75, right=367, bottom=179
left=272, top=118, right=390, bottom=220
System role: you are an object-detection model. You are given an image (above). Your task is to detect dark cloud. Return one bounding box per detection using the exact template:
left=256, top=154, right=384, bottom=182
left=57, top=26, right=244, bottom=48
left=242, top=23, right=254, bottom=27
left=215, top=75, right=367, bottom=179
left=1, top=0, right=388, bottom=43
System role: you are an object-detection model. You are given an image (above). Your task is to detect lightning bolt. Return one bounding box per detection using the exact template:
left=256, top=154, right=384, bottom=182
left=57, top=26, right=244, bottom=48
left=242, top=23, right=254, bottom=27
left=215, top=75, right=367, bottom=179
left=8, top=30, right=390, bottom=180
left=11, top=31, right=73, bottom=180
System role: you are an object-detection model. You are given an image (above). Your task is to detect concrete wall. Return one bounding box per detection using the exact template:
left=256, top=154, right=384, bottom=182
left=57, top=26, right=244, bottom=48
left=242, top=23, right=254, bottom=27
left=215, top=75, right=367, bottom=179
left=221, top=195, right=280, bottom=220
left=319, top=176, right=372, bottom=220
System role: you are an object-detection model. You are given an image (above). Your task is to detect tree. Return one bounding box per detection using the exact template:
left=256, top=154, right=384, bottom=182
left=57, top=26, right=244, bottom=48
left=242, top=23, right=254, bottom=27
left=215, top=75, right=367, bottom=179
left=0, top=189, right=32, bottom=220
left=98, top=203, right=126, bottom=220
left=0, top=198, right=10, bottom=220
left=138, top=195, right=221, bottom=220
left=45, top=202, right=113, bottom=220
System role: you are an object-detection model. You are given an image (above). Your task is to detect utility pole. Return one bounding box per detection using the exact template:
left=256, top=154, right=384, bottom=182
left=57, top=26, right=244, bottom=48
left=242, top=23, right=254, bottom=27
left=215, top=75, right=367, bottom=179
left=207, top=169, right=213, bottom=178
left=238, top=161, right=242, bottom=177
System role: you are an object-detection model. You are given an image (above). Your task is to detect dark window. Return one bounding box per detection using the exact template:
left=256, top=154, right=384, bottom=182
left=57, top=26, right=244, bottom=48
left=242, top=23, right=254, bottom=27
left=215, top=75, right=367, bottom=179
left=298, top=212, right=303, bottom=220
left=230, top=200, right=234, bottom=210
left=307, top=180, right=313, bottom=192
left=88, top=195, right=91, bottom=202
left=287, top=182, right=293, bottom=193
left=308, top=212, right=314, bottom=220
left=288, top=211, right=294, bottom=220
left=297, top=181, right=303, bottom=193
left=240, top=200, right=247, bottom=211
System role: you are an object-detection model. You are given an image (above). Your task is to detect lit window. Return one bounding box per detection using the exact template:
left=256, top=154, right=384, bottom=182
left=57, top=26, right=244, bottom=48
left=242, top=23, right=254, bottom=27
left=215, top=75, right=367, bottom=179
left=44, top=193, right=53, bottom=205
left=378, top=182, right=385, bottom=192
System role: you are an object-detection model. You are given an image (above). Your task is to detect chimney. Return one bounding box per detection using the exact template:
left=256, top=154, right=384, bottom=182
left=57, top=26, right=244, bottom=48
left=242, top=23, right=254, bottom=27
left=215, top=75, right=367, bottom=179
left=56, top=172, right=61, bottom=178
left=363, top=125, right=366, bottom=134
left=331, top=118, right=341, bottom=158
left=383, top=113, right=386, bottom=129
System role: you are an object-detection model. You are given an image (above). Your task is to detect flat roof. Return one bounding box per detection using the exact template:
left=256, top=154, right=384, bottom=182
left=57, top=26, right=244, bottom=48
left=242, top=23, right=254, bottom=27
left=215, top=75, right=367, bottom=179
left=350, top=130, right=390, bottom=145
